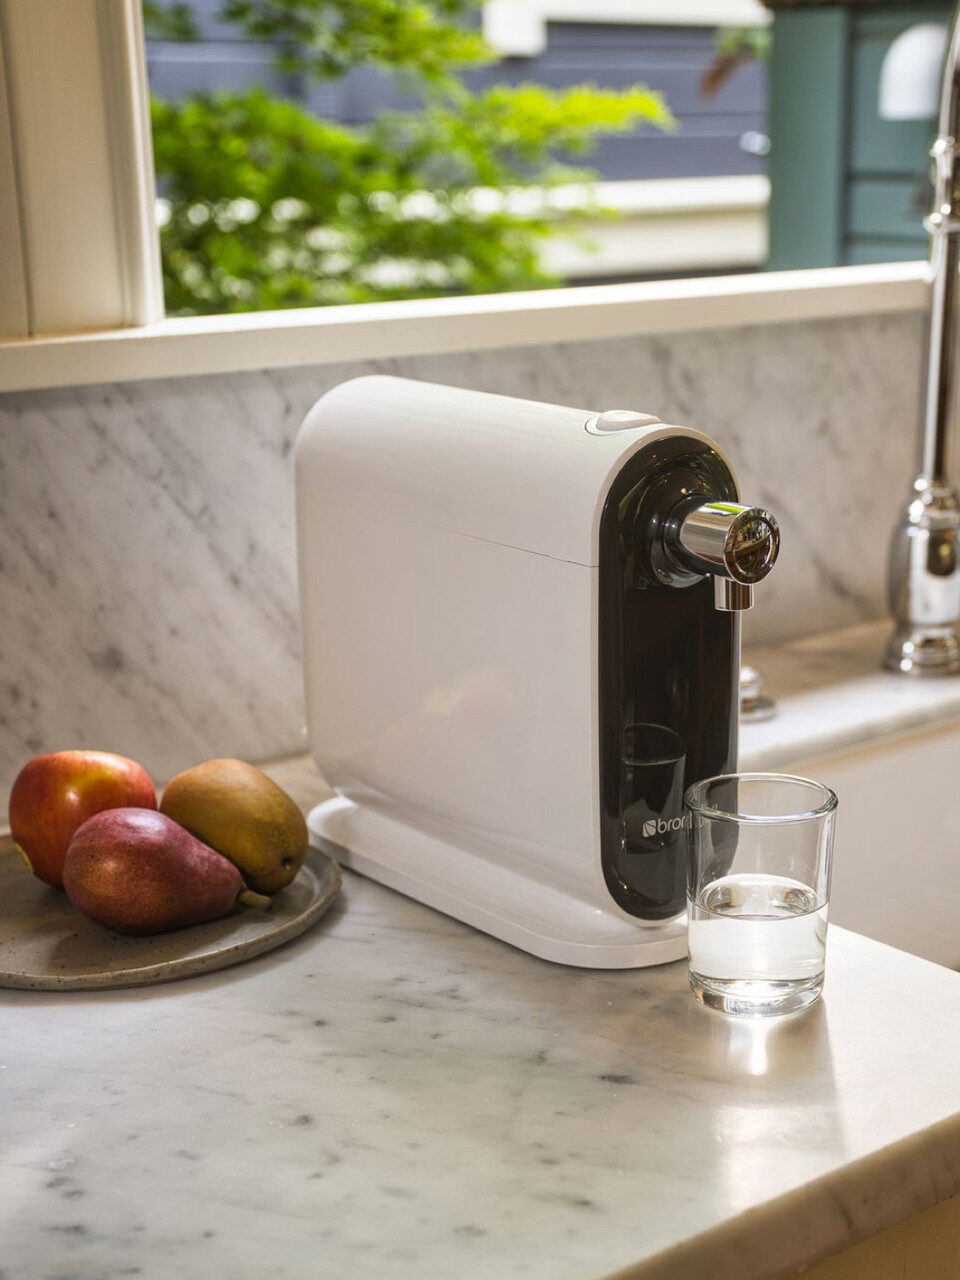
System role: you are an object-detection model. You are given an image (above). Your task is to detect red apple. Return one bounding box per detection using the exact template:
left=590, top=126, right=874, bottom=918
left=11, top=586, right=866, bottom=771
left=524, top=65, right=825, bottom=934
left=9, top=750, right=157, bottom=887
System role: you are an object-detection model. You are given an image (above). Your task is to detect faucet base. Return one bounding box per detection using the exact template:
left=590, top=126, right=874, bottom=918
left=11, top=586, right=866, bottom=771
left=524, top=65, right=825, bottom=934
left=883, top=480, right=960, bottom=677
left=883, top=626, right=960, bottom=676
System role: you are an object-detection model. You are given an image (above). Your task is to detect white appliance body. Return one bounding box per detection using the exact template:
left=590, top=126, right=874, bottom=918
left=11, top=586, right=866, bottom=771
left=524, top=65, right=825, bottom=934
left=295, top=376, right=739, bottom=967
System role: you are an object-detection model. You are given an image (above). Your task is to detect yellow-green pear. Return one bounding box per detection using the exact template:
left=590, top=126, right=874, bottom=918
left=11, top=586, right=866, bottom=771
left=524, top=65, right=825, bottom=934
left=160, top=758, right=308, bottom=894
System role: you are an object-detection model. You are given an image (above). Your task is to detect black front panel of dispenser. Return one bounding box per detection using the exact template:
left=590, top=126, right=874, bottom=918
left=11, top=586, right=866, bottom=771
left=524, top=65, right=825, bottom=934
left=598, top=436, right=739, bottom=920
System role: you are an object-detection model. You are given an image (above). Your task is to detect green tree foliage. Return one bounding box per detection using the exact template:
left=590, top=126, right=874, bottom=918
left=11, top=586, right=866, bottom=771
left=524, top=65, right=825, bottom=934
left=715, top=25, right=771, bottom=63
left=221, top=0, right=490, bottom=83
left=147, top=0, right=672, bottom=314
left=142, top=0, right=198, bottom=40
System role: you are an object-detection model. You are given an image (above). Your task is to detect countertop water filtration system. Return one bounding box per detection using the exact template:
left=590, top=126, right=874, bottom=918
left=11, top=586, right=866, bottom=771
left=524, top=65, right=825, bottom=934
left=295, top=377, right=780, bottom=968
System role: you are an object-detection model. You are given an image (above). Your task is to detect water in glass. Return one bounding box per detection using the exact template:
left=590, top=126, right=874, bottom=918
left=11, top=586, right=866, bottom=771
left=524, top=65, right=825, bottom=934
left=687, top=872, right=827, bottom=1016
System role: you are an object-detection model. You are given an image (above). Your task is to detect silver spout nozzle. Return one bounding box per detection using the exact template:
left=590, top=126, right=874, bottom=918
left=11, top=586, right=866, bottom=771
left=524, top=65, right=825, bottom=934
left=678, top=502, right=780, bottom=585
left=715, top=578, right=754, bottom=612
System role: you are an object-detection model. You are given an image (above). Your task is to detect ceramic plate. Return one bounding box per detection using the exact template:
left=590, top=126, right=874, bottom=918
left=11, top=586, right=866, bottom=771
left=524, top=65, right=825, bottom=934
left=0, top=837, right=341, bottom=990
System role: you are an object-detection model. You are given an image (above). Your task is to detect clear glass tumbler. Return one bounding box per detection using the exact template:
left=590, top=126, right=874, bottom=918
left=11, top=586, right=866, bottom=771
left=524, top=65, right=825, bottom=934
left=684, top=773, right=837, bottom=1017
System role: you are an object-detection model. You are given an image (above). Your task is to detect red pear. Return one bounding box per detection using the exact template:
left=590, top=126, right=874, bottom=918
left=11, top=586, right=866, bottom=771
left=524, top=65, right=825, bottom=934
left=63, top=808, right=269, bottom=935
left=9, top=750, right=157, bottom=887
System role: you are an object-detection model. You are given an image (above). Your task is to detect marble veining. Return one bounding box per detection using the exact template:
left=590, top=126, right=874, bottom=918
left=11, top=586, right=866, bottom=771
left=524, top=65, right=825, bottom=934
left=0, top=311, right=922, bottom=804
left=3, top=854, right=960, bottom=1280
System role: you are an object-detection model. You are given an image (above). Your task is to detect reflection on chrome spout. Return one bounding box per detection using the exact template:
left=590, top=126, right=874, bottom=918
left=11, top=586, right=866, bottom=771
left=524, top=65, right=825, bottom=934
left=678, top=501, right=780, bottom=585
left=715, top=578, right=754, bottom=612
left=671, top=500, right=779, bottom=613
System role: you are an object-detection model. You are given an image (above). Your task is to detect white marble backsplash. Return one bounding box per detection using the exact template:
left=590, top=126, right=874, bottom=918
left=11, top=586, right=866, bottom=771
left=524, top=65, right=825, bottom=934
left=0, top=310, right=921, bottom=803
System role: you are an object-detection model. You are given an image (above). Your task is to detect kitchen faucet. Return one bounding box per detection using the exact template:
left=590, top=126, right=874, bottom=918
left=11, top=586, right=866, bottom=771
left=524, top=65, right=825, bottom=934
left=882, top=8, right=960, bottom=675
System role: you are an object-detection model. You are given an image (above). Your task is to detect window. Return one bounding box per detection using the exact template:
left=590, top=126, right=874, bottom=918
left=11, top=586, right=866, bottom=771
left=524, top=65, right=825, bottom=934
left=0, top=0, right=927, bottom=392
left=142, top=0, right=769, bottom=317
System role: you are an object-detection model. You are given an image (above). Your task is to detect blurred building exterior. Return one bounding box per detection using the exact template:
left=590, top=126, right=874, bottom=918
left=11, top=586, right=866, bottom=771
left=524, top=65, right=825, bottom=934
left=146, top=2, right=771, bottom=280
left=766, top=0, right=952, bottom=269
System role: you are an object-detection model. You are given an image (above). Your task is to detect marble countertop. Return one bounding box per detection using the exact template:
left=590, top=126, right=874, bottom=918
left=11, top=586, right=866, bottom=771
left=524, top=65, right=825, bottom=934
left=8, top=624, right=960, bottom=1280
left=741, top=618, right=960, bottom=769
left=6, top=753, right=960, bottom=1280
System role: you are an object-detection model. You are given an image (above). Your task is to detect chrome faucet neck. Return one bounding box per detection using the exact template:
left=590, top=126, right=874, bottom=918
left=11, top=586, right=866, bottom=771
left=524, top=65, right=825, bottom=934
left=884, top=3, right=960, bottom=675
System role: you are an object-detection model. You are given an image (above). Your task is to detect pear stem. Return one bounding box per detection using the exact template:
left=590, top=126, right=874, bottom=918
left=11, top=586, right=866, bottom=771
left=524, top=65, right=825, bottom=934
left=238, top=889, right=271, bottom=910
left=13, top=842, right=33, bottom=874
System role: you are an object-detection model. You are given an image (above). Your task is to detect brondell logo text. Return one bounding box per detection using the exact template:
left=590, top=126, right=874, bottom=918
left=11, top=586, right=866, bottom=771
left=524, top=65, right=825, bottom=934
left=642, top=815, right=692, bottom=838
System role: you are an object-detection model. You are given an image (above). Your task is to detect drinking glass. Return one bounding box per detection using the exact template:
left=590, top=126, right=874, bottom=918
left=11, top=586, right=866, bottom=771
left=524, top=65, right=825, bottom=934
left=684, top=773, right=837, bottom=1017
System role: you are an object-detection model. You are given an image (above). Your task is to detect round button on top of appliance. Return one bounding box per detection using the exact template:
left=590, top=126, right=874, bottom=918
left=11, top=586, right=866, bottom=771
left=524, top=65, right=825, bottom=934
left=585, top=409, right=660, bottom=435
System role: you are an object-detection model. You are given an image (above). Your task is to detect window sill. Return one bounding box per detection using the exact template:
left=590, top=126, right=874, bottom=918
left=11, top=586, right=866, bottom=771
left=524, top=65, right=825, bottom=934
left=0, top=261, right=928, bottom=395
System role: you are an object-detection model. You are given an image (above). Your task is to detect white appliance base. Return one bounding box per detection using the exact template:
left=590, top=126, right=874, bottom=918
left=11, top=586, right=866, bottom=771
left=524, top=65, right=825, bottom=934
left=307, top=796, right=688, bottom=969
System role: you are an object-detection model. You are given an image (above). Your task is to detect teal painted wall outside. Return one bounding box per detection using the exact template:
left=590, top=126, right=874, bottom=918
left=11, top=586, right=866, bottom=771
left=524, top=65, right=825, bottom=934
left=767, top=2, right=953, bottom=270
left=768, top=8, right=849, bottom=269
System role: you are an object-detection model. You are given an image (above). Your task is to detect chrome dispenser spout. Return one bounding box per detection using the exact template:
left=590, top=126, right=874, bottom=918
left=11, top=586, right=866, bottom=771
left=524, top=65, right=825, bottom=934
left=715, top=578, right=754, bottom=611
left=675, top=501, right=780, bottom=612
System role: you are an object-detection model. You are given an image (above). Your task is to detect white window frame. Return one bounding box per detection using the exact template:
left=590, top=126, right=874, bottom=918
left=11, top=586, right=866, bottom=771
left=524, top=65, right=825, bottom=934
left=0, top=262, right=928, bottom=393
left=0, top=0, right=161, bottom=339
left=0, top=0, right=928, bottom=395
